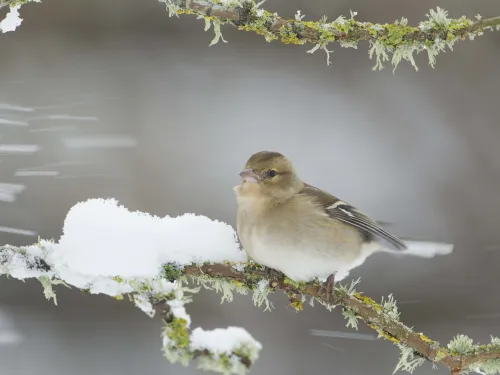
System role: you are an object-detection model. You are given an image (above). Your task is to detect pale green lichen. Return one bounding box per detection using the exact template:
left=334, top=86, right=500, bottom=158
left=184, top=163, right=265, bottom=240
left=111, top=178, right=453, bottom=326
left=368, top=40, right=390, bottom=71
left=338, top=277, right=361, bottom=297
left=158, top=1, right=500, bottom=72
left=463, top=336, right=500, bottom=375
left=468, top=361, right=500, bottom=375
left=191, top=275, right=245, bottom=303
left=448, top=334, right=474, bottom=355
left=207, top=18, right=228, bottom=46
left=189, top=272, right=273, bottom=311
left=38, top=276, right=58, bottom=304
left=393, top=344, right=426, bottom=374
left=37, top=276, right=70, bottom=305
left=491, top=336, right=500, bottom=346
left=252, top=279, right=272, bottom=311
left=381, top=294, right=400, bottom=321
left=342, top=308, right=360, bottom=329
left=444, top=334, right=500, bottom=374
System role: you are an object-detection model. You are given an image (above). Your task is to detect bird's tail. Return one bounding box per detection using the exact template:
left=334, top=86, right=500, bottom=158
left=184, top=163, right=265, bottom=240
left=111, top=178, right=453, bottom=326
left=382, top=240, right=454, bottom=258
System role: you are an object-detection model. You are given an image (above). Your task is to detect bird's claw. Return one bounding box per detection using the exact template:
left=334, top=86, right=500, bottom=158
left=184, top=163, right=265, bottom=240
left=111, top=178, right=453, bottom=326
left=263, top=266, right=281, bottom=279
left=318, top=273, right=336, bottom=304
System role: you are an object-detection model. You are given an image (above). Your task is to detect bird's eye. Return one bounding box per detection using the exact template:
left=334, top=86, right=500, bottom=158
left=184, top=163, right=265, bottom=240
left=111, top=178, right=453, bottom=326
left=268, top=169, right=277, bottom=178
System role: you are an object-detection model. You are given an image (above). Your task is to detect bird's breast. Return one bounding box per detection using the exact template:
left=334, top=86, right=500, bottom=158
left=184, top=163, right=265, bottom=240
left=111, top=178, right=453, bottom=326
left=236, top=204, right=366, bottom=282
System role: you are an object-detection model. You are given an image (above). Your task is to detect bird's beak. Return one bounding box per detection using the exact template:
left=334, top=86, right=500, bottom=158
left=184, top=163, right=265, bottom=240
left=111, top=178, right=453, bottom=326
left=239, top=168, right=260, bottom=183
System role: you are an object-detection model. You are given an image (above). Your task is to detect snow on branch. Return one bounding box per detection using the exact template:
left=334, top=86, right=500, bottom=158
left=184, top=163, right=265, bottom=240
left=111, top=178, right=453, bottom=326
left=0, top=198, right=499, bottom=375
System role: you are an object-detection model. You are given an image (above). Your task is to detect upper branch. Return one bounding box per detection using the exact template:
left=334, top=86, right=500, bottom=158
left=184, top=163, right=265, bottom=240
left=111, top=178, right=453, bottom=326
left=163, top=0, right=500, bottom=70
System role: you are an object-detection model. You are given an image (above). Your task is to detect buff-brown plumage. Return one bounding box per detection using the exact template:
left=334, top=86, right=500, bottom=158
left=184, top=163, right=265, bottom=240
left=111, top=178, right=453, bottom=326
left=234, top=151, right=453, bottom=288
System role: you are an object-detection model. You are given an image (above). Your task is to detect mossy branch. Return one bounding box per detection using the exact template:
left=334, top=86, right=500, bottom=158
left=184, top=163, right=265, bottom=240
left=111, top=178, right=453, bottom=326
left=182, top=262, right=500, bottom=375
left=2, top=0, right=500, bottom=71
left=1, top=243, right=500, bottom=375
left=0, top=243, right=260, bottom=375
left=161, top=0, right=500, bottom=71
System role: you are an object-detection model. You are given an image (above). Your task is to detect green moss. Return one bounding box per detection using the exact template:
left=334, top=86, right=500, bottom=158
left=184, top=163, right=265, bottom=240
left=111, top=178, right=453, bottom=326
left=112, top=276, right=124, bottom=283
left=302, top=21, right=336, bottom=43
left=279, top=24, right=306, bottom=45
left=283, top=276, right=299, bottom=287
left=167, top=317, right=190, bottom=348
left=163, top=263, right=184, bottom=282
left=368, top=24, right=378, bottom=37
left=7, top=0, right=31, bottom=7
left=448, top=18, right=471, bottom=31
left=380, top=23, right=419, bottom=48
left=290, top=299, right=303, bottom=311
left=369, top=324, right=401, bottom=344
left=287, top=292, right=303, bottom=311
left=232, top=280, right=245, bottom=288
left=236, top=9, right=278, bottom=42
left=241, top=272, right=263, bottom=290
left=435, top=348, right=448, bottom=361
left=334, top=19, right=358, bottom=34
left=354, top=293, right=383, bottom=312
left=419, top=334, right=434, bottom=344
left=176, top=8, right=195, bottom=16
left=218, top=353, right=232, bottom=369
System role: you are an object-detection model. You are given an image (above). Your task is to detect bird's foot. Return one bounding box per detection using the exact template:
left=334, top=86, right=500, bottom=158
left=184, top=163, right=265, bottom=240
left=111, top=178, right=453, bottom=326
left=263, top=266, right=281, bottom=279
left=318, top=273, right=336, bottom=305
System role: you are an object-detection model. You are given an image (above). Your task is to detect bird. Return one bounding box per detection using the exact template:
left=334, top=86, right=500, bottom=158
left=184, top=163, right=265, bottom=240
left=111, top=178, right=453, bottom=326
left=233, top=151, right=453, bottom=302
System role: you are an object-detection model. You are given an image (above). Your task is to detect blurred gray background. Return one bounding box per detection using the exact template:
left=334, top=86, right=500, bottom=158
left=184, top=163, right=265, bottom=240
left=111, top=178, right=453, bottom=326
left=1, top=0, right=500, bottom=374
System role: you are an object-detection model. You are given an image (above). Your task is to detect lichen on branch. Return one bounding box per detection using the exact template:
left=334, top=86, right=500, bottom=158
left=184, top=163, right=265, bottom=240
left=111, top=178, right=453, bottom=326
left=1, top=243, right=500, bottom=375
left=3, top=0, right=500, bottom=71
left=161, top=0, right=500, bottom=71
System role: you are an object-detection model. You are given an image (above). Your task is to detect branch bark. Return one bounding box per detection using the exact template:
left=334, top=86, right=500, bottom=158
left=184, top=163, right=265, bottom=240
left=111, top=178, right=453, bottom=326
left=1, top=243, right=500, bottom=374
left=167, top=0, right=500, bottom=45
left=162, top=0, right=500, bottom=70
left=3, top=0, right=500, bottom=70
left=182, top=262, right=500, bottom=375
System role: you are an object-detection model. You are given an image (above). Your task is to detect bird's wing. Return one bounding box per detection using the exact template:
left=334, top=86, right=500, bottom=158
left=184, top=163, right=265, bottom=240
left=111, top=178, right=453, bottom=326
left=300, top=183, right=407, bottom=251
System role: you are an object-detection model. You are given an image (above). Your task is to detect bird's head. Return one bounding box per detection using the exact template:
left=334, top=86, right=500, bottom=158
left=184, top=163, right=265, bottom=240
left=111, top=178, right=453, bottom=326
left=234, top=151, right=304, bottom=203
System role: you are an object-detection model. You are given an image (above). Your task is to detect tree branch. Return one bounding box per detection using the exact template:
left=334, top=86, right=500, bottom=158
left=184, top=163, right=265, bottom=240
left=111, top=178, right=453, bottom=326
left=181, top=262, right=500, bottom=375
left=161, top=0, right=500, bottom=70
left=1, top=242, right=499, bottom=374
left=2, top=0, right=500, bottom=70
left=0, top=243, right=261, bottom=375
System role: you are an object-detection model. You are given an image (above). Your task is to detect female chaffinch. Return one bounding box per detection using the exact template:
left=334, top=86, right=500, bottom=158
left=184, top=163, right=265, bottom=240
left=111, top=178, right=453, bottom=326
left=234, top=151, right=453, bottom=301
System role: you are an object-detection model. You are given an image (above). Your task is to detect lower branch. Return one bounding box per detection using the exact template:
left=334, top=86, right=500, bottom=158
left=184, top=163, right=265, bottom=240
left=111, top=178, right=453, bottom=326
left=1, top=241, right=500, bottom=374
left=181, top=262, right=500, bottom=375
left=0, top=192, right=499, bottom=375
